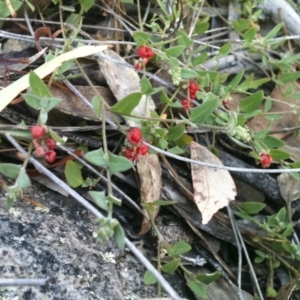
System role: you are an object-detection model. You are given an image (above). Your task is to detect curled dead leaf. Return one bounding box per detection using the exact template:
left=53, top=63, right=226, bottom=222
left=190, top=142, right=237, bottom=224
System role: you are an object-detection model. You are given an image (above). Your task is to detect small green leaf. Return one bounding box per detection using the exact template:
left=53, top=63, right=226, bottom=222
left=279, top=72, right=300, bottom=84
left=227, top=70, right=244, bottom=91
left=269, top=149, right=290, bottom=160
left=262, top=135, right=285, bottom=148
left=167, top=146, right=185, bottom=155
left=79, top=0, right=94, bottom=12
left=107, top=152, right=133, bottom=174
left=140, top=76, right=153, bottom=95
left=0, top=163, right=21, bottom=179
left=165, top=45, right=186, bottom=58
left=187, top=281, right=206, bottom=298
left=192, top=52, right=208, bottom=67
left=65, top=161, right=84, bottom=188
left=255, top=250, right=266, bottom=258
left=40, top=97, right=61, bottom=111
left=161, top=258, right=180, bottom=274
left=196, top=271, right=222, bottom=284
left=132, top=31, right=151, bottom=46
left=244, top=27, right=257, bottom=43
left=265, top=23, right=283, bottom=40
left=190, top=97, right=219, bottom=123
left=149, top=200, right=177, bottom=206
left=144, top=270, right=157, bottom=285
left=240, top=202, right=266, bottom=214
left=249, top=77, right=270, bottom=89
left=92, top=95, right=102, bottom=118
left=218, top=43, right=231, bottom=55
left=110, top=92, right=143, bottom=114
left=114, top=224, right=125, bottom=250
left=23, top=93, right=42, bottom=110
left=240, top=91, right=264, bottom=113
left=177, top=30, right=192, bottom=47
left=266, top=287, right=277, bottom=297
left=169, top=241, right=191, bottom=257
left=85, top=148, right=108, bottom=168
left=167, top=124, right=185, bottom=141
left=254, top=256, right=265, bottom=263
left=89, top=191, right=108, bottom=211
left=180, top=68, right=199, bottom=79
left=16, top=167, right=31, bottom=189
left=29, top=71, right=52, bottom=98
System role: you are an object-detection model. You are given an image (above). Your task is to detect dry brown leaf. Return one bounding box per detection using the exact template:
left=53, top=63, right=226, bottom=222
left=275, top=278, right=300, bottom=300
left=96, top=49, right=155, bottom=127
left=277, top=173, right=300, bottom=203
left=49, top=85, right=120, bottom=122
left=248, top=84, right=299, bottom=139
left=190, top=142, right=236, bottom=224
left=137, top=154, right=162, bottom=236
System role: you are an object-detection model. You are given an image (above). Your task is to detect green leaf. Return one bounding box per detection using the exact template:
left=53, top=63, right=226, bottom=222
left=107, top=152, right=133, bottom=174
left=23, top=93, right=42, bottom=110
left=196, top=271, right=222, bottom=284
left=262, top=135, right=285, bottom=148
left=40, top=97, right=61, bottom=111
left=0, top=163, right=21, bottom=179
left=89, top=191, right=108, bottom=211
left=240, top=90, right=264, bottom=113
left=180, top=68, right=199, bottom=79
left=167, top=124, right=185, bottom=141
left=92, top=95, right=102, bottom=118
left=161, top=258, right=180, bottom=274
left=165, top=45, right=185, bottom=58
left=149, top=200, right=178, bottom=206
left=29, top=71, right=52, bottom=98
left=265, top=23, right=283, bottom=40
left=114, top=224, right=125, bottom=250
left=132, top=31, right=151, bottom=46
left=167, top=146, right=185, bottom=155
left=79, top=0, right=94, bottom=12
left=0, top=0, right=22, bottom=17
left=254, top=256, right=265, bottom=263
left=110, top=92, right=143, bottom=114
left=249, top=77, right=270, bottom=89
left=244, top=27, right=257, bottom=43
left=190, top=97, right=219, bottom=123
left=269, top=149, right=290, bottom=160
left=195, top=21, right=210, bottom=35
left=85, top=148, right=108, bottom=168
left=144, top=270, right=157, bottom=285
left=240, top=202, right=266, bottom=214
left=279, top=72, right=300, bottom=84
left=255, top=250, right=266, bottom=258
left=49, top=129, right=65, bottom=145
left=227, top=70, right=244, bottom=91
left=140, top=76, right=153, bottom=95
left=187, top=281, right=206, bottom=298
left=218, top=43, right=231, bottom=56
left=232, top=19, right=251, bottom=32
left=192, top=52, right=208, bottom=67
left=16, top=167, right=31, bottom=189
left=177, top=30, right=192, bottom=47
left=65, top=161, right=84, bottom=188
left=169, top=241, right=191, bottom=257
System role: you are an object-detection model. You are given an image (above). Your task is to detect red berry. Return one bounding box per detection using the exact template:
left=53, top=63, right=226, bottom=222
left=137, top=144, right=149, bottom=155
left=31, top=125, right=45, bottom=139
left=125, top=148, right=135, bottom=160
left=45, top=150, right=57, bottom=164
left=181, top=99, right=194, bottom=110
left=137, top=46, right=155, bottom=60
left=259, top=153, right=273, bottom=168
left=45, top=138, right=56, bottom=150
left=134, top=60, right=142, bottom=71
left=35, top=146, right=46, bottom=158
left=128, top=128, right=142, bottom=145
left=188, top=81, right=200, bottom=99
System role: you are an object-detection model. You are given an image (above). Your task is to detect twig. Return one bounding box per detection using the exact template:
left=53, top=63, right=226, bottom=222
left=0, top=278, right=49, bottom=286
left=145, top=142, right=300, bottom=174
left=5, top=134, right=181, bottom=300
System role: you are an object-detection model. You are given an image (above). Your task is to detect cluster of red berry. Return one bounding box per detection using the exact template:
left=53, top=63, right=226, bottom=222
left=258, top=153, right=273, bottom=168
left=181, top=81, right=200, bottom=110
left=31, top=125, right=57, bottom=164
left=124, top=128, right=149, bottom=161
left=134, top=46, right=155, bottom=71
